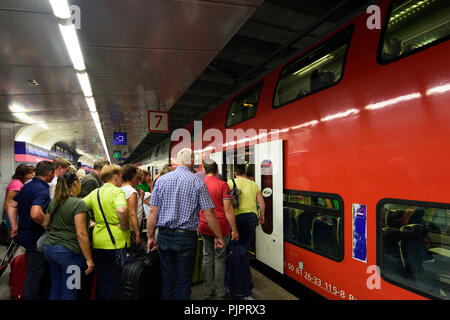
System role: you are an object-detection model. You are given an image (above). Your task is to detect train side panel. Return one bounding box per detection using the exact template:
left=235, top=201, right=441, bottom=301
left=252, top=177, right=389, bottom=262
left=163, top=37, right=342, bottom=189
left=173, top=0, right=450, bottom=300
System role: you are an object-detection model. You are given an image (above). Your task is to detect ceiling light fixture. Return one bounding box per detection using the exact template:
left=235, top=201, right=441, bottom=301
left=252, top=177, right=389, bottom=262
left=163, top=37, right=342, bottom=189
left=50, top=0, right=110, bottom=162
left=91, top=111, right=100, bottom=125
left=76, top=71, right=93, bottom=97
left=58, top=22, right=85, bottom=71
left=85, top=97, right=97, bottom=112
left=49, top=0, right=72, bottom=19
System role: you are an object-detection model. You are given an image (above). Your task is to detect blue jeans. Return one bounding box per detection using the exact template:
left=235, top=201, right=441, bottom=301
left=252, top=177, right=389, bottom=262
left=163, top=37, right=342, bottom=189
left=94, top=249, right=122, bottom=300
left=24, top=248, right=47, bottom=300
left=235, top=213, right=258, bottom=251
left=44, top=244, right=83, bottom=300
left=157, top=230, right=198, bottom=300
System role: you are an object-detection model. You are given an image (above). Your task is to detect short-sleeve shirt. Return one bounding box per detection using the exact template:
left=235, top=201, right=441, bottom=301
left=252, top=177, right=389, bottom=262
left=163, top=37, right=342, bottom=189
left=79, top=172, right=102, bottom=198
left=121, top=185, right=143, bottom=228
left=83, top=183, right=129, bottom=249
left=48, top=176, right=57, bottom=199
left=45, top=197, right=88, bottom=255
left=136, top=182, right=150, bottom=193
left=198, top=175, right=232, bottom=237
left=6, top=179, right=23, bottom=193
left=227, top=177, right=260, bottom=215
left=14, top=177, right=51, bottom=249
left=150, top=166, right=214, bottom=231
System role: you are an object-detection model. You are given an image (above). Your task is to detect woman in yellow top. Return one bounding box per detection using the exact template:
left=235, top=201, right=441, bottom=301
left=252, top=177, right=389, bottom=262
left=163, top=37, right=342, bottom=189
left=83, top=164, right=129, bottom=300
left=227, top=164, right=265, bottom=251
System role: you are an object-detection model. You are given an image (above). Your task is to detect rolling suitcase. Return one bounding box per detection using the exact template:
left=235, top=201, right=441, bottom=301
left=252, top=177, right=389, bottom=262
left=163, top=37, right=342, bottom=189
left=0, top=240, right=18, bottom=279
left=120, top=250, right=161, bottom=300
left=9, top=253, right=27, bottom=300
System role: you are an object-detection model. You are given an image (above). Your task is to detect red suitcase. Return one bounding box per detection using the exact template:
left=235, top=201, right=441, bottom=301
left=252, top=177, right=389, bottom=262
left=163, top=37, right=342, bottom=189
left=9, top=253, right=27, bottom=300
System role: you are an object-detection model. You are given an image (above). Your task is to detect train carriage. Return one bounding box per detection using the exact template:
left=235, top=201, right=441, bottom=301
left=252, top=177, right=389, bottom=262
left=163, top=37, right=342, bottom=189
left=141, top=0, right=450, bottom=300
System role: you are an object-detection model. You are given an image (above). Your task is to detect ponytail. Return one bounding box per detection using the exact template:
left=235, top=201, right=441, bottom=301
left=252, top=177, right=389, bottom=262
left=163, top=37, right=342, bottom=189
left=54, top=172, right=78, bottom=205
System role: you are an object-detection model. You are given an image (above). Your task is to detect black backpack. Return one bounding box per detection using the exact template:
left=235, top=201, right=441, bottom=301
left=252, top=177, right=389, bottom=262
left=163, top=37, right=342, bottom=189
left=230, top=179, right=241, bottom=209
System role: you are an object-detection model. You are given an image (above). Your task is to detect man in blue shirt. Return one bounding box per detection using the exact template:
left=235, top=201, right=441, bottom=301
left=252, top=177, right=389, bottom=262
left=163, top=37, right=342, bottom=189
left=147, top=148, right=224, bottom=300
left=9, top=160, right=54, bottom=300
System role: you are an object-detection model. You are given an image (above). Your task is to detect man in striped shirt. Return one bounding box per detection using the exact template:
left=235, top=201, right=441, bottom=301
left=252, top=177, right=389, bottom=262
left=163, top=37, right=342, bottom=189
left=147, top=148, right=223, bottom=300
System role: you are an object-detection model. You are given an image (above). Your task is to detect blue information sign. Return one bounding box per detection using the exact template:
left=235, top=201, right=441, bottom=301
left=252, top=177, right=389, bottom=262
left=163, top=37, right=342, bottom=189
left=113, top=132, right=127, bottom=145
left=352, top=204, right=367, bottom=263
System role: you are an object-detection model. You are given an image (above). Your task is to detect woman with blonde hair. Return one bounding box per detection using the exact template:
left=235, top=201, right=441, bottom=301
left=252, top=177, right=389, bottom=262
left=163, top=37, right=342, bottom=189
left=83, top=164, right=129, bottom=300
left=43, top=172, right=94, bottom=300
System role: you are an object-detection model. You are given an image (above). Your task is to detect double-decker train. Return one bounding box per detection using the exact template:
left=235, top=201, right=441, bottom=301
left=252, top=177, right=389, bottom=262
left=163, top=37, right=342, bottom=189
left=137, top=0, right=450, bottom=300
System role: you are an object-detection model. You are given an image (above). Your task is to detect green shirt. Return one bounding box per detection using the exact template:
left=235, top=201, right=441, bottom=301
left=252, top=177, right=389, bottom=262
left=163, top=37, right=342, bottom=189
left=83, top=183, right=130, bottom=250
left=136, top=182, right=150, bottom=193
left=45, top=197, right=88, bottom=255
left=228, top=177, right=260, bottom=215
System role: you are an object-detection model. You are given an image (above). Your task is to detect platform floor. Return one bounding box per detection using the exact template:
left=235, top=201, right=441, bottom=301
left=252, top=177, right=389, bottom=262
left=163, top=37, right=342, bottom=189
left=0, top=245, right=298, bottom=300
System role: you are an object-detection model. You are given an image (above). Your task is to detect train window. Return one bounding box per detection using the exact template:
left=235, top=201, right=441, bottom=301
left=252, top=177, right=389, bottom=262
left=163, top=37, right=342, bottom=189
left=225, top=81, right=263, bottom=128
left=379, top=0, right=450, bottom=63
left=283, top=190, right=344, bottom=261
left=378, top=199, right=450, bottom=300
left=273, top=26, right=353, bottom=108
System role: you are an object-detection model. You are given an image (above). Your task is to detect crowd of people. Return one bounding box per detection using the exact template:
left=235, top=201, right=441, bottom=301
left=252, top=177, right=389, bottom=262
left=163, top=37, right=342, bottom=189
left=2, top=148, right=265, bottom=300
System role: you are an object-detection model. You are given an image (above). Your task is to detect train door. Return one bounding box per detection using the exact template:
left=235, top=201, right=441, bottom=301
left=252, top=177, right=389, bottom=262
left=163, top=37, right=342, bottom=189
left=254, top=139, right=284, bottom=274
left=221, top=140, right=284, bottom=274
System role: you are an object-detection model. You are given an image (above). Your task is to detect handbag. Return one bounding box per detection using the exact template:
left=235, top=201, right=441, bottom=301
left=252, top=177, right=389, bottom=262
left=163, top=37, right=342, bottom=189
left=96, top=189, right=134, bottom=269
left=36, top=203, right=61, bottom=252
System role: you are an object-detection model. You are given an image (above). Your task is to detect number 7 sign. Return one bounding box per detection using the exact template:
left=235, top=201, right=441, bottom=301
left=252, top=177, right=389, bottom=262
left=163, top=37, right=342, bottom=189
left=148, top=111, right=169, bottom=133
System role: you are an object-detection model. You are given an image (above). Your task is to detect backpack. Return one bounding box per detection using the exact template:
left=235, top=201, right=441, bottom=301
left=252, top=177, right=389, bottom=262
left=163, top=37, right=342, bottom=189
left=230, top=179, right=241, bottom=209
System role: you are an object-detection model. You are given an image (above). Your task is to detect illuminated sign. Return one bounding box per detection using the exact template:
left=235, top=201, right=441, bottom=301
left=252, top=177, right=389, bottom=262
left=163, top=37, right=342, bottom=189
left=113, top=132, right=127, bottom=145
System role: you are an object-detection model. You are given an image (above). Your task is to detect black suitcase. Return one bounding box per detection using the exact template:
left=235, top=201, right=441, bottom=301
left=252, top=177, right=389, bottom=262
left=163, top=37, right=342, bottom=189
left=120, top=251, right=161, bottom=300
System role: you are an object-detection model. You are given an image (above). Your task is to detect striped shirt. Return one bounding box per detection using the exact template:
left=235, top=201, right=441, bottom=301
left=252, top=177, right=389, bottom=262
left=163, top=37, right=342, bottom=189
left=150, top=166, right=214, bottom=231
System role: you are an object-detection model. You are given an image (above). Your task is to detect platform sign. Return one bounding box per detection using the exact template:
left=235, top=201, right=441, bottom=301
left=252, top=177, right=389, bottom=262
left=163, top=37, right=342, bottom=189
left=113, top=132, right=127, bottom=145
left=113, top=150, right=121, bottom=159
left=352, top=204, right=367, bottom=263
left=148, top=111, right=169, bottom=133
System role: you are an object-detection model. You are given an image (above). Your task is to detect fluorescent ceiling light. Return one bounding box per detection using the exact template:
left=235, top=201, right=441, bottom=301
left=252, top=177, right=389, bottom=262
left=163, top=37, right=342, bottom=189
left=13, top=113, right=36, bottom=124
left=85, top=97, right=97, bottom=112
left=77, top=72, right=93, bottom=97
left=49, top=0, right=72, bottom=19
left=58, top=23, right=85, bottom=71
left=91, top=111, right=100, bottom=125
left=9, top=103, right=27, bottom=113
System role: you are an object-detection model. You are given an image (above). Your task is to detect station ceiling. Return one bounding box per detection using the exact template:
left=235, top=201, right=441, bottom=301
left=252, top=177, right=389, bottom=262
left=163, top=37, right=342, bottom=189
left=0, top=0, right=375, bottom=165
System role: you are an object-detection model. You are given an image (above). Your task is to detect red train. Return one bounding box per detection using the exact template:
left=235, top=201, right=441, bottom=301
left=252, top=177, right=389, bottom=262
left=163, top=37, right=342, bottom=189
left=141, top=0, right=450, bottom=300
